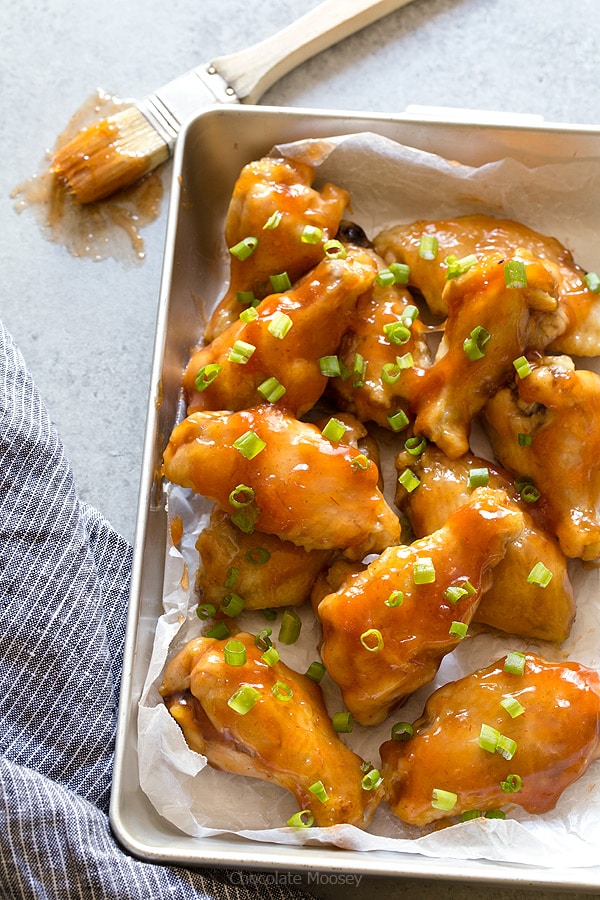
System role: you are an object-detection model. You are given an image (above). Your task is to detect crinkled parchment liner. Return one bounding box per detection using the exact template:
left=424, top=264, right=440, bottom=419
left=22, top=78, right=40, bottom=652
left=138, top=131, right=600, bottom=868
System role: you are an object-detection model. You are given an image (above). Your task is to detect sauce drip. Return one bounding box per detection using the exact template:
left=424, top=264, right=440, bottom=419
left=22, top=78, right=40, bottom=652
left=10, top=90, right=164, bottom=264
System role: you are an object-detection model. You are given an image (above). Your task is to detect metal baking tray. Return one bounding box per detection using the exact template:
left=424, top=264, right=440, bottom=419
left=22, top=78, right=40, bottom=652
left=110, top=104, right=600, bottom=891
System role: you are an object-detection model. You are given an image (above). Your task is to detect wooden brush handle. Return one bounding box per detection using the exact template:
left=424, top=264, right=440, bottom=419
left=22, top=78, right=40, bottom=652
left=210, top=0, right=418, bottom=104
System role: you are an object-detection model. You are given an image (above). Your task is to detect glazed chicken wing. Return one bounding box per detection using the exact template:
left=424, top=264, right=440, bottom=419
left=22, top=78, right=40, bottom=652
left=374, top=214, right=598, bottom=355
left=183, top=248, right=378, bottom=417
left=380, top=653, right=600, bottom=826
left=204, top=156, right=349, bottom=341
left=160, top=632, right=382, bottom=828
left=482, top=355, right=600, bottom=561
left=317, top=487, right=524, bottom=725
left=395, top=443, right=575, bottom=642
left=195, top=506, right=332, bottom=611
left=162, top=404, right=400, bottom=558
left=414, top=252, right=559, bottom=458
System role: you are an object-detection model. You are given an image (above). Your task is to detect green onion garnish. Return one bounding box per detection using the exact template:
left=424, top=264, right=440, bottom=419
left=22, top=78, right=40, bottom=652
left=255, top=628, right=273, bottom=651
left=468, top=466, right=490, bottom=488
left=404, top=435, right=427, bottom=456
left=332, top=711, right=354, bottom=733
left=500, top=695, right=525, bottom=718
left=479, top=723, right=500, bottom=753
left=449, top=621, right=468, bottom=639
left=228, top=484, right=255, bottom=508
left=350, top=453, right=371, bottom=471
left=520, top=483, right=541, bottom=503
left=267, top=311, right=293, bottom=339
left=504, top=650, right=526, bottom=676
left=376, top=268, right=396, bottom=287
left=444, top=580, right=475, bottom=605
left=387, top=409, right=410, bottom=432
left=323, top=239, right=347, bottom=259
left=413, top=557, right=436, bottom=584
left=513, top=355, right=532, bottom=379
left=233, top=430, right=266, bottom=459
left=194, top=363, right=222, bottom=392
left=504, top=259, right=528, bottom=288
left=305, top=661, right=326, bottom=683
left=485, top=809, right=506, bottom=820
left=272, top=681, right=293, bottom=702
left=301, top=225, right=323, bottom=244
left=236, top=289, right=256, bottom=305
left=381, top=362, right=402, bottom=385
left=204, top=621, right=231, bottom=640
left=269, top=271, right=291, bottom=293
left=245, top=547, right=271, bottom=566
left=360, top=628, right=384, bottom=652
left=352, top=353, right=367, bottom=388
left=196, top=602, right=217, bottom=620
left=223, top=639, right=246, bottom=666
left=445, top=253, right=478, bottom=279
left=463, top=325, right=491, bottom=361
left=318, top=355, right=342, bottom=377
left=500, top=774, right=522, bottom=793
left=391, top=721, right=414, bottom=741
left=229, top=236, right=258, bottom=260
left=257, top=376, right=286, bottom=403
left=361, top=768, right=383, bottom=791
left=418, top=234, right=438, bottom=260
left=496, top=734, right=517, bottom=760
left=261, top=646, right=280, bottom=667
left=383, top=321, right=411, bottom=345
left=397, top=351, right=415, bottom=369
left=517, top=432, right=533, bottom=446
left=431, top=788, right=457, bottom=811
left=461, top=810, right=483, bottom=822
left=224, top=566, right=239, bottom=589
left=228, top=340, right=256, bottom=364
left=262, top=608, right=277, bottom=621
left=263, top=210, right=282, bottom=230
left=221, top=592, right=245, bottom=618
left=231, top=505, right=259, bottom=534
left=309, top=780, right=329, bottom=803
left=584, top=272, right=600, bottom=293
left=287, top=810, right=314, bottom=828
left=390, top=262, right=410, bottom=283
left=398, top=468, right=420, bottom=493
left=321, top=417, right=347, bottom=443
left=526, top=561, right=553, bottom=587
left=227, top=685, right=261, bottom=715
left=385, top=590, right=404, bottom=607
left=239, top=306, right=258, bottom=324
left=278, top=609, right=302, bottom=645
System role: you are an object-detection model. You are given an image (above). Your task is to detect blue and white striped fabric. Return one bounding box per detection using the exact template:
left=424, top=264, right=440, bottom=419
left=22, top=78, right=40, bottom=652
left=0, top=319, right=315, bottom=900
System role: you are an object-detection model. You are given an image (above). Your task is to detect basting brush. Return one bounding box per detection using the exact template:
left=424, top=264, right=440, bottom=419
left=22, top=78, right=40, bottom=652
left=50, top=0, right=417, bottom=204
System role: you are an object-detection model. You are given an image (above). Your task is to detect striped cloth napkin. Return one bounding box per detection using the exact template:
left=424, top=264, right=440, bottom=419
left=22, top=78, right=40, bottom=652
left=0, top=319, right=315, bottom=900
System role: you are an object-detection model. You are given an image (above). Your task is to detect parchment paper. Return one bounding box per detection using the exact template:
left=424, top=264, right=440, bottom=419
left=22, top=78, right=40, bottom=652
left=138, top=131, right=600, bottom=868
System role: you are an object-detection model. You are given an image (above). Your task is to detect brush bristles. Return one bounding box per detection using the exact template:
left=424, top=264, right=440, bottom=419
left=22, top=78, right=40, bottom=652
left=51, top=105, right=170, bottom=204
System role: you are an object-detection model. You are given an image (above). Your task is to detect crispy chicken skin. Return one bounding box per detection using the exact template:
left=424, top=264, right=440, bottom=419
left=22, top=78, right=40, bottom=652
left=329, top=263, right=432, bottom=429
left=159, top=632, right=382, bottom=828
left=374, top=214, right=599, bottom=355
left=162, top=404, right=400, bottom=558
left=395, top=443, right=575, bottom=642
left=482, top=356, right=600, bottom=561
left=380, top=653, right=600, bottom=826
left=413, top=252, right=559, bottom=458
left=204, top=157, right=350, bottom=342
left=196, top=506, right=332, bottom=611
left=317, top=488, right=524, bottom=726
left=183, top=248, right=378, bottom=418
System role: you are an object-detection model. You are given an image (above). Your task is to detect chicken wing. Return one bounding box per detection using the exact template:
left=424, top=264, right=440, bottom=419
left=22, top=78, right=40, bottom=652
left=162, top=404, right=400, bottom=558
left=380, top=652, right=600, bottom=826
left=413, top=251, right=559, bottom=458
left=394, top=443, right=575, bottom=642
left=317, top=487, right=524, bottom=725
left=374, top=214, right=598, bottom=355
left=160, top=632, right=382, bottom=828
left=183, top=247, right=378, bottom=418
left=482, top=355, right=600, bottom=561
left=204, top=156, right=349, bottom=342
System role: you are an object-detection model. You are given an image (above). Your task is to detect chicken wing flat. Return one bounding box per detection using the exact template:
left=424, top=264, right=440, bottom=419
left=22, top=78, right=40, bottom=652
left=328, top=261, right=432, bottom=429
left=374, top=214, right=599, bottom=356
left=395, top=443, right=575, bottom=642
left=183, top=247, right=378, bottom=418
left=195, top=506, right=332, bottom=611
left=162, top=404, right=400, bottom=558
left=204, top=156, right=350, bottom=342
left=160, top=632, right=382, bottom=828
left=380, top=652, right=600, bottom=826
left=413, top=251, right=559, bottom=458
left=317, top=488, right=524, bottom=725
left=482, top=355, right=600, bottom=561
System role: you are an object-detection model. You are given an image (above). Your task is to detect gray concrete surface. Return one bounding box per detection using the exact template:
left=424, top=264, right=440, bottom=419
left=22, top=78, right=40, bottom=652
left=2, top=1, right=600, bottom=898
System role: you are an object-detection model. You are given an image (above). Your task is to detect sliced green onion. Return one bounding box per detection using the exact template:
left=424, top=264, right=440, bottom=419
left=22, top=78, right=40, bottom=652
left=517, top=432, right=533, bottom=446
left=468, top=466, right=489, bottom=488
left=445, top=253, right=478, bottom=279
left=319, top=355, right=342, bottom=377
left=413, top=557, right=436, bottom=584
left=496, top=734, right=517, bottom=761
left=504, top=259, right=528, bottom=288
left=236, top=289, right=257, bottom=305
left=321, top=417, right=347, bottom=443
left=350, top=453, right=371, bottom=471
left=449, top=620, right=468, bottom=639
left=232, top=430, right=266, bottom=459
left=278, top=609, right=302, bottom=645
left=227, top=685, right=261, bottom=715
left=204, top=621, right=231, bottom=640
left=376, top=268, right=396, bottom=287
left=194, top=363, right=222, bottom=392
left=229, top=236, right=258, bottom=260
left=381, top=362, right=402, bottom=385
left=444, top=580, right=476, bottom=605
left=479, top=723, right=500, bottom=753
left=360, top=628, right=384, bottom=652
left=504, top=650, right=527, bottom=676
left=397, top=351, right=415, bottom=369
left=332, top=711, right=354, bottom=733
left=269, top=271, right=292, bottom=293
left=389, top=262, right=410, bottom=283
left=431, top=788, right=457, bottom=811
left=262, top=608, right=277, bottom=621
left=308, top=780, right=329, bottom=803
left=245, top=547, right=271, bottom=566
left=513, top=355, right=532, bottom=379
left=387, top=409, right=410, bottom=432
left=352, top=353, right=367, bottom=388
left=228, top=340, right=256, bottom=364
left=385, top=590, right=404, bottom=607
left=398, top=468, right=420, bottom=493
left=500, top=695, right=525, bottom=718
left=485, top=809, right=506, bottom=820
left=224, top=639, right=247, bottom=666
left=361, top=768, right=383, bottom=791
left=404, top=435, right=427, bottom=456
left=383, top=321, right=411, bottom=345
left=463, top=325, right=491, bottom=361
left=301, top=224, right=323, bottom=244
left=263, top=210, right=282, bottom=230
left=520, top=483, right=541, bottom=503
left=305, top=661, right=326, bottom=683
left=231, top=505, right=259, bottom=534
left=261, top=646, right=280, bottom=667
left=585, top=272, right=600, bottom=293
left=500, top=774, right=522, bottom=793
left=418, top=234, right=438, bottom=260
left=228, top=484, right=255, bottom=508
left=391, top=721, right=414, bottom=741
left=196, top=602, right=217, bottom=621
left=272, top=681, right=293, bottom=702
left=401, top=304, right=419, bottom=325
left=267, top=311, right=293, bottom=339
left=323, top=239, right=347, bottom=259
left=221, top=592, right=245, bottom=618
left=239, top=306, right=258, bottom=324
left=461, top=809, right=483, bottom=822
left=255, top=628, right=273, bottom=651
left=526, top=561, right=553, bottom=587
left=224, top=566, right=239, bottom=589
left=257, top=376, right=286, bottom=403
left=287, top=810, right=314, bottom=828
